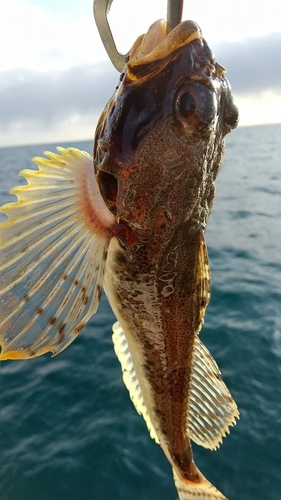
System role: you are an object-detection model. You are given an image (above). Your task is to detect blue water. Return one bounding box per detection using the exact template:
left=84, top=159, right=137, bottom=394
left=0, top=124, right=280, bottom=500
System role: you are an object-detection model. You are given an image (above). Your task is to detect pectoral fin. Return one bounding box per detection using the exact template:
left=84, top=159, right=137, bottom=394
left=0, top=148, right=115, bottom=360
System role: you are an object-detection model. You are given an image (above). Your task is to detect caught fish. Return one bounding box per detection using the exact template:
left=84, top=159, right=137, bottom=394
left=0, top=19, right=239, bottom=500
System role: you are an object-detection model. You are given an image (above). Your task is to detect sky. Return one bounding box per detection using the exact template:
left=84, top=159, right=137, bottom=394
left=0, top=0, right=280, bottom=147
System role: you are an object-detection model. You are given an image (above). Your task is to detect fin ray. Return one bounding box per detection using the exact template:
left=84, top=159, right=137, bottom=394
left=188, top=336, right=239, bottom=450
left=173, top=468, right=227, bottom=500
left=112, top=321, right=160, bottom=444
left=194, top=232, right=211, bottom=334
left=0, top=147, right=114, bottom=359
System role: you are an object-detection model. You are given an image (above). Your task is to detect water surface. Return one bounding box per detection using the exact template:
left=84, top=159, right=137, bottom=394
left=0, top=124, right=280, bottom=500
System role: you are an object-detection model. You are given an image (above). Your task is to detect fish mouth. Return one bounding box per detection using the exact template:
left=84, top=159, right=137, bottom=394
left=128, top=19, right=202, bottom=68
left=97, top=168, right=151, bottom=241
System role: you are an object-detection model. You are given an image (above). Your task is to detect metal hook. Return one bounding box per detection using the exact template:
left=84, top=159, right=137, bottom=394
left=166, top=0, right=183, bottom=31
left=93, top=0, right=184, bottom=72
left=93, top=0, right=129, bottom=72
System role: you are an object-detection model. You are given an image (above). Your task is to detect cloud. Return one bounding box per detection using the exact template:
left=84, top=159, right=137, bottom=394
left=213, top=32, right=281, bottom=95
left=0, top=62, right=118, bottom=131
left=213, top=32, right=281, bottom=126
left=0, top=32, right=280, bottom=146
left=0, top=0, right=107, bottom=72
left=0, top=61, right=119, bottom=146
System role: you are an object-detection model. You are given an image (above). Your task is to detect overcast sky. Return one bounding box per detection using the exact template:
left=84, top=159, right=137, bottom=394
left=0, top=0, right=280, bottom=147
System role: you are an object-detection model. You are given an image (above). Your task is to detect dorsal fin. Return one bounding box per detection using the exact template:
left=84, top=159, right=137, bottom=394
left=187, top=336, right=239, bottom=450
left=193, top=231, right=211, bottom=335
left=188, top=231, right=239, bottom=449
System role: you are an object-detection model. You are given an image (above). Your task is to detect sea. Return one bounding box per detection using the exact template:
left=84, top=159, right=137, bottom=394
left=0, top=123, right=280, bottom=500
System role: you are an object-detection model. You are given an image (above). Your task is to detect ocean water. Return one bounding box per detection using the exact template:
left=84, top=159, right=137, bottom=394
left=0, top=123, right=280, bottom=500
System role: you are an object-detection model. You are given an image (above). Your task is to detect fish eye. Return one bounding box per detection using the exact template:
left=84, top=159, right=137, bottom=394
left=174, top=83, right=217, bottom=135
left=176, top=92, right=196, bottom=119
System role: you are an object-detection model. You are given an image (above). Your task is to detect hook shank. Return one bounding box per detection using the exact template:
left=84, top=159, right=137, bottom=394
left=93, top=0, right=184, bottom=71
left=167, top=0, right=184, bottom=31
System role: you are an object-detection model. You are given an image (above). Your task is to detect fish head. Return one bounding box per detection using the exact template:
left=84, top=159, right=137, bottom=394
left=94, top=19, right=238, bottom=248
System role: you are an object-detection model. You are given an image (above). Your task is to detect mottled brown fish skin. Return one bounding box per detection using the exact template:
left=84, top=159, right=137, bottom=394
left=105, top=227, right=207, bottom=481
left=95, top=20, right=238, bottom=483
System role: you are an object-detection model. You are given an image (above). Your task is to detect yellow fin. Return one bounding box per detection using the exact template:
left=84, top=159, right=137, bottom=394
left=0, top=148, right=114, bottom=360
left=173, top=467, right=228, bottom=500
left=112, top=321, right=160, bottom=444
left=194, top=232, right=211, bottom=335
left=188, top=336, right=239, bottom=450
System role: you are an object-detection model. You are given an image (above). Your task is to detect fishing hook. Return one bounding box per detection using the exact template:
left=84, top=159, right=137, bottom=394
left=93, top=0, right=184, bottom=72
left=166, top=0, right=184, bottom=31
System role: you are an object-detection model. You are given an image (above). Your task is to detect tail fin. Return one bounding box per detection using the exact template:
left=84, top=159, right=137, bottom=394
left=173, top=467, right=228, bottom=500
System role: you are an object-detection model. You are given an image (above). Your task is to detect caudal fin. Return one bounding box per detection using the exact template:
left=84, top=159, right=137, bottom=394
left=173, top=467, right=228, bottom=500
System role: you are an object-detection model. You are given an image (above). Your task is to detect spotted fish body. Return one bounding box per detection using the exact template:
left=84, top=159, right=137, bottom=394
left=96, top=20, right=239, bottom=498
left=0, top=19, right=238, bottom=500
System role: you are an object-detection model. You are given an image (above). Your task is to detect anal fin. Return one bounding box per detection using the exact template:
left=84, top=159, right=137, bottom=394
left=112, top=321, right=160, bottom=444
left=188, top=336, right=239, bottom=450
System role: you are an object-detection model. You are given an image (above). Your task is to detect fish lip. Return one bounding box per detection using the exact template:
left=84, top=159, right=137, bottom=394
left=128, top=20, right=202, bottom=69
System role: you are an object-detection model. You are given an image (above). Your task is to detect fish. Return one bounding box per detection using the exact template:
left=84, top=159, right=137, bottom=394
left=0, top=19, right=239, bottom=500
